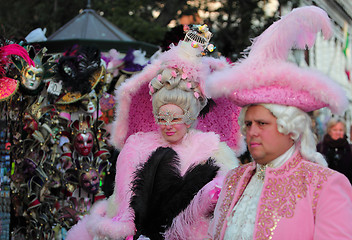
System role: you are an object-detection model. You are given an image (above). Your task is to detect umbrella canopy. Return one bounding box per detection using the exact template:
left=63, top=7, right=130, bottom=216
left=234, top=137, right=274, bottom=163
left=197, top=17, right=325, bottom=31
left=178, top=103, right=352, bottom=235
left=37, top=8, right=158, bottom=57
left=48, top=9, right=134, bottom=41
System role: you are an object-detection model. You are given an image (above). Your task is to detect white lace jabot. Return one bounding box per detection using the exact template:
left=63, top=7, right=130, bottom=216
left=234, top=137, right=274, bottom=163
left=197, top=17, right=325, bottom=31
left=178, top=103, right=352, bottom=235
left=224, top=145, right=296, bottom=240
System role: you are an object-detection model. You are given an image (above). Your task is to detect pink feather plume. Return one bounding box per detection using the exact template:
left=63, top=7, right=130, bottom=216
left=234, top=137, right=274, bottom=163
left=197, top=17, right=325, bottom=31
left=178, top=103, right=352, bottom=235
left=205, top=6, right=348, bottom=115
left=0, top=44, right=34, bottom=69
left=248, top=6, right=332, bottom=62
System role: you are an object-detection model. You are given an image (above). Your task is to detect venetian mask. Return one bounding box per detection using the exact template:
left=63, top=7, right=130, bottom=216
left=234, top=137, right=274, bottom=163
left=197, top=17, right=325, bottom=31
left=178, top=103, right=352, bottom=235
left=39, top=175, right=60, bottom=202
left=23, top=113, right=38, bottom=135
left=39, top=184, right=51, bottom=202
left=155, top=107, right=194, bottom=126
left=80, top=90, right=98, bottom=114
left=79, top=169, right=100, bottom=194
left=73, top=132, right=94, bottom=156
left=21, top=65, right=44, bottom=90
left=9, top=105, right=20, bottom=121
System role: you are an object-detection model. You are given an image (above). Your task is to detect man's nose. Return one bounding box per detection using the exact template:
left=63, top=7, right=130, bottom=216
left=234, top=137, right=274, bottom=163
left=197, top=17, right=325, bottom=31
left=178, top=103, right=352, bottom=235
left=247, top=124, right=259, bottom=136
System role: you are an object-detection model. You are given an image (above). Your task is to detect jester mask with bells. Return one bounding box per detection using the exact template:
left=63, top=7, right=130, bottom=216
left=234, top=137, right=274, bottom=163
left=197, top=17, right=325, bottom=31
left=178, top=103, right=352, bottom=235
left=70, top=115, right=95, bottom=157
left=13, top=46, right=56, bottom=93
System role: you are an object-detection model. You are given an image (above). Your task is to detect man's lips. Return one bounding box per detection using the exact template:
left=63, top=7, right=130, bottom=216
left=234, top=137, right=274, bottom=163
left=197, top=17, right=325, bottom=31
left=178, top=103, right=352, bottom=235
left=249, top=142, right=261, bottom=147
left=166, top=132, right=175, bottom=136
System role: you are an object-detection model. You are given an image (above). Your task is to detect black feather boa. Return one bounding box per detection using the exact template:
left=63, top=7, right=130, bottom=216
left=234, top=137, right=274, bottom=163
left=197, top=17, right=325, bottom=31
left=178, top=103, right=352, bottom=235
left=130, top=147, right=219, bottom=240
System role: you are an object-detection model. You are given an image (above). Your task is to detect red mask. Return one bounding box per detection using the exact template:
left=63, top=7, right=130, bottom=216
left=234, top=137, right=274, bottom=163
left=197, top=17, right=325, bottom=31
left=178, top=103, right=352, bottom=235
left=23, top=114, right=38, bottom=134
left=74, top=132, right=94, bottom=156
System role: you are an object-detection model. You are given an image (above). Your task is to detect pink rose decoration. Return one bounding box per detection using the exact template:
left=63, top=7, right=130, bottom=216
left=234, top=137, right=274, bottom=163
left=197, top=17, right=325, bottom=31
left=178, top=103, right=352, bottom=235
left=149, top=85, right=154, bottom=94
left=209, top=186, right=221, bottom=203
left=171, top=70, right=177, bottom=77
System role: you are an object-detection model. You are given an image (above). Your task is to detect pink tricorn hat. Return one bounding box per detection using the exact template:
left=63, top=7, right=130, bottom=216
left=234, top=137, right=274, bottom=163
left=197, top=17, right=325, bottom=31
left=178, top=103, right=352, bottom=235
left=205, top=6, right=348, bottom=115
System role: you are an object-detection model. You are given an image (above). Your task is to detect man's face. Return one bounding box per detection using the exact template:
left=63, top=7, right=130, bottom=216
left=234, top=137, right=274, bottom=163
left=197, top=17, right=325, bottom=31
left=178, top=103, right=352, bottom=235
left=244, top=105, right=294, bottom=165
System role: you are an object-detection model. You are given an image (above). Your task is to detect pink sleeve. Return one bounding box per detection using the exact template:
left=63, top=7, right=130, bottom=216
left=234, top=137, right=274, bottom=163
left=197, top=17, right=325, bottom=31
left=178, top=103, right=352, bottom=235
left=113, top=133, right=155, bottom=216
left=314, top=173, right=352, bottom=239
left=113, top=138, right=140, bottom=216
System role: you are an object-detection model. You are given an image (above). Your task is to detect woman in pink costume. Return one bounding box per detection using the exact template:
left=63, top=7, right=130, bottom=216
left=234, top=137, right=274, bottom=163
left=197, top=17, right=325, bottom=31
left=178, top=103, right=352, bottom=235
left=205, top=6, right=352, bottom=239
left=66, top=25, right=244, bottom=240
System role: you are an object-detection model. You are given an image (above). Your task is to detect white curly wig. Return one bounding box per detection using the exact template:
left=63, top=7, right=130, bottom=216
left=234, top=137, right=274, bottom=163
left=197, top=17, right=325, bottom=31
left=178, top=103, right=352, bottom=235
left=238, top=103, right=327, bottom=166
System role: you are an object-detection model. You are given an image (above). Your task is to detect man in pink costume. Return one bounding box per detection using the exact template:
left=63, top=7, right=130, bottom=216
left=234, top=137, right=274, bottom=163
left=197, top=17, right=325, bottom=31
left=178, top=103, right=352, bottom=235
left=205, top=6, right=352, bottom=240
left=66, top=25, right=245, bottom=240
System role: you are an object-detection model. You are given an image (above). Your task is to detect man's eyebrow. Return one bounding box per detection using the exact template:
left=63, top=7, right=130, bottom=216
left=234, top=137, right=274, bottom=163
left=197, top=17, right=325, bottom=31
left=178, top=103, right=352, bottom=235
left=245, top=118, right=269, bottom=123
left=254, top=119, right=267, bottom=122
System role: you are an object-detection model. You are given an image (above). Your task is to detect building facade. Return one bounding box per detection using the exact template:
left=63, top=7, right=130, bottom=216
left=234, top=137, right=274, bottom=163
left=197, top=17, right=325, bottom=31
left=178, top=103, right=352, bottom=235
left=285, top=0, right=352, bottom=141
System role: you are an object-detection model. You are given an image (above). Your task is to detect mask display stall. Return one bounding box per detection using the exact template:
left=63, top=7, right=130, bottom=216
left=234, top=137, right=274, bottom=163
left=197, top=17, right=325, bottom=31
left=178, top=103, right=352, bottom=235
left=0, top=41, right=35, bottom=240
left=0, top=40, right=148, bottom=239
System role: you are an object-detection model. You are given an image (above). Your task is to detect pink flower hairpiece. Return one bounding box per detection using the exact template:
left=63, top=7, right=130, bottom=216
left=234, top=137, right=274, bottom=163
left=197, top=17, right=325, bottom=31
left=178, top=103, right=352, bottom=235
left=148, top=81, right=154, bottom=94
left=149, top=86, right=154, bottom=94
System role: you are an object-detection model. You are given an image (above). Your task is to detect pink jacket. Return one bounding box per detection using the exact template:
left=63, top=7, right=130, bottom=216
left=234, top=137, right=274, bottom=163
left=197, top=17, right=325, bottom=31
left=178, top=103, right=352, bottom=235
left=67, top=129, right=239, bottom=240
left=208, top=151, right=352, bottom=240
